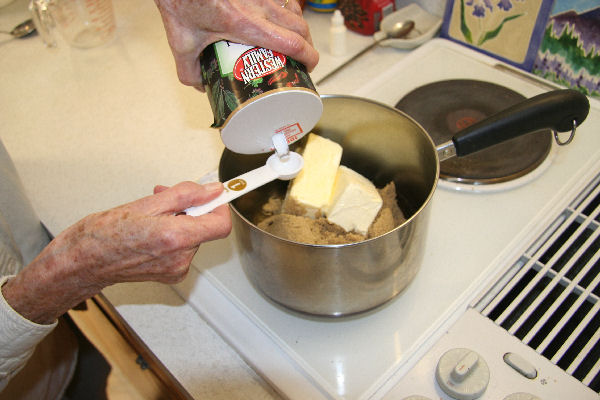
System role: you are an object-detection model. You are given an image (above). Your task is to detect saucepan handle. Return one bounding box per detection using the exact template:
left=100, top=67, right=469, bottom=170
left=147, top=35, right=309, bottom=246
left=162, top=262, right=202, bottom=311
left=451, top=89, right=590, bottom=158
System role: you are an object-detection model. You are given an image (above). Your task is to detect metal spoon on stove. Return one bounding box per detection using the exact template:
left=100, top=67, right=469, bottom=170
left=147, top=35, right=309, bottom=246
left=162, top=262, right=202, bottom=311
left=0, top=18, right=37, bottom=39
left=316, top=19, right=415, bottom=86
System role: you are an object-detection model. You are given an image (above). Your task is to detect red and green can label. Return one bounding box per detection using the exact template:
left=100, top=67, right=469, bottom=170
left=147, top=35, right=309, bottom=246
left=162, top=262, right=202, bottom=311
left=201, top=40, right=317, bottom=129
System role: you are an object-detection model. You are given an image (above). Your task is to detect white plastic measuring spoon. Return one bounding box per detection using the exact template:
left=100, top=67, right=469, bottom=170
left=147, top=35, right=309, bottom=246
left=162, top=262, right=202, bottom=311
left=185, top=134, right=303, bottom=217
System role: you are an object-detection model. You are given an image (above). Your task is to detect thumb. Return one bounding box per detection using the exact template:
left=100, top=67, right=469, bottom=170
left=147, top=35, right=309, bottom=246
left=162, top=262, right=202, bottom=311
left=133, top=181, right=224, bottom=216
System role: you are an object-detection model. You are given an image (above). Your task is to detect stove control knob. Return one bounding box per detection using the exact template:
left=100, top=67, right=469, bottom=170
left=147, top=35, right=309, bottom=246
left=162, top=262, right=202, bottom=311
left=435, top=348, right=490, bottom=400
left=503, top=393, right=542, bottom=400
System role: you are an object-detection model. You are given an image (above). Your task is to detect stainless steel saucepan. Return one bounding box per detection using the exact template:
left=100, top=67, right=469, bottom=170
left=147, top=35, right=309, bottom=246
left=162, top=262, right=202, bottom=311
left=219, top=90, right=589, bottom=316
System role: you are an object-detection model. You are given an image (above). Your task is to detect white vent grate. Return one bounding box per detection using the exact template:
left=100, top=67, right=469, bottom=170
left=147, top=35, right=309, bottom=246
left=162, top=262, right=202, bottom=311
left=476, top=173, right=600, bottom=393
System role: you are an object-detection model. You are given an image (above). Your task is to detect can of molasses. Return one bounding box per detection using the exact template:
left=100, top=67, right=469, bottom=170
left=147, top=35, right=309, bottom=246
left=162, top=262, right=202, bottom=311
left=201, top=40, right=323, bottom=154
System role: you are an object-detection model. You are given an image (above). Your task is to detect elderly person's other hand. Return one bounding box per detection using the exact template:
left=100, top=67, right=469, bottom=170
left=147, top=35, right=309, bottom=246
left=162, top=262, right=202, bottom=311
left=154, top=0, right=319, bottom=90
left=2, top=181, right=231, bottom=325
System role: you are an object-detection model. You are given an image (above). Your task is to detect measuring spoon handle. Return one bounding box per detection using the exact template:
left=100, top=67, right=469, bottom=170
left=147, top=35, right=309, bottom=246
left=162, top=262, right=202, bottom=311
left=185, top=165, right=279, bottom=217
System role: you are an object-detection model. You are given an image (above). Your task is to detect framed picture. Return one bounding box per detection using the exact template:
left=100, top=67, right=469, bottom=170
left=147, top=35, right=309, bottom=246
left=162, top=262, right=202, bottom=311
left=532, top=0, right=600, bottom=99
left=441, top=0, right=555, bottom=70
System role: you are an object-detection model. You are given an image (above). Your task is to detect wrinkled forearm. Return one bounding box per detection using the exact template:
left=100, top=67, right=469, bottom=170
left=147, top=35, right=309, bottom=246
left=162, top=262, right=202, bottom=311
left=1, top=181, right=231, bottom=326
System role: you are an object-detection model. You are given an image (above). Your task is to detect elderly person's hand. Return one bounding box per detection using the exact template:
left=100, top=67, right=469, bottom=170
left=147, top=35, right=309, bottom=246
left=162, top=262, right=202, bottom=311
left=154, top=0, right=319, bottom=89
left=2, top=181, right=231, bottom=325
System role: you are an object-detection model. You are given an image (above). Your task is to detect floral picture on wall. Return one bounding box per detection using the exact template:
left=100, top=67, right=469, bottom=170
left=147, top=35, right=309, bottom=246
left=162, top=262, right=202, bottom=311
left=532, top=0, right=600, bottom=99
left=441, top=0, right=555, bottom=70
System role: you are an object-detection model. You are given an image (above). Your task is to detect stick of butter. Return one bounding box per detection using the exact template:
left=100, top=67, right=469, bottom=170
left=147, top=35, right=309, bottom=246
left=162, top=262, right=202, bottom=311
left=286, top=133, right=342, bottom=218
left=325, top=166, right=383, bottom=235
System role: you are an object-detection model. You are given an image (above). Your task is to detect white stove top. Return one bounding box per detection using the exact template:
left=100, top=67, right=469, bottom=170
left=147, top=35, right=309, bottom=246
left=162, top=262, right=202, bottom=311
left=175, top=39, right=600, bottom=399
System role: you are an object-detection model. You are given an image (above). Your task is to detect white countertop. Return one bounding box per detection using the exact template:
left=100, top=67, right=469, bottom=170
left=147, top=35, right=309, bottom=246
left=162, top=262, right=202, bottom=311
left=0, top=0, right=435, bottom=397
